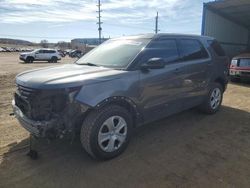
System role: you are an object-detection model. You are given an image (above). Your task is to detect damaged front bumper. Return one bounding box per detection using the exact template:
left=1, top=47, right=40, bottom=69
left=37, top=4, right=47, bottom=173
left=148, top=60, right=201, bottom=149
left=12, top=100, right=58, bottom=137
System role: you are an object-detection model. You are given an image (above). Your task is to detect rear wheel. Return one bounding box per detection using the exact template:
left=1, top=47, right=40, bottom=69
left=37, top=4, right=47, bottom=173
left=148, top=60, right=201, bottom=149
left=51, top=56, right=57, bottom=63
left=80, top=105, right=132, bottom=160
left=199, top=83, right=223, bottom=114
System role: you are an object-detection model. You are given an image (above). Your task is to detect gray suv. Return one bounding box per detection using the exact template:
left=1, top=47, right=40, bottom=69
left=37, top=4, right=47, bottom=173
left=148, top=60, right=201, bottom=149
left=12, top=34, right=229, bottom=160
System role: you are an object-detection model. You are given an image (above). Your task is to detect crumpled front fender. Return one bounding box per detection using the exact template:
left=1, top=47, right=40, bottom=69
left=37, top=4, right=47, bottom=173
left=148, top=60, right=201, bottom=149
left=75, top=72, right=139, bottom=107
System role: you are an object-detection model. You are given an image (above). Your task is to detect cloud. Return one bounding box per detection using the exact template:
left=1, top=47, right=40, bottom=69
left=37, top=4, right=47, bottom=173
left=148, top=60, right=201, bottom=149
left=0, top=0, right=192, bottom=24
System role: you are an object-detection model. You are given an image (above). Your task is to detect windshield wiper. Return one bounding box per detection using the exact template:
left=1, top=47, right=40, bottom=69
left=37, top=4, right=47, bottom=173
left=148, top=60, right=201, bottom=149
left=81, top=62, right=99, bottom=67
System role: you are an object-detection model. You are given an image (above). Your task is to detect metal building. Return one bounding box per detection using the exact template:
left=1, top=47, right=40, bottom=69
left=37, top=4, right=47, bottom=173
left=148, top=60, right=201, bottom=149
left=202, top=0, right=250, bottom=58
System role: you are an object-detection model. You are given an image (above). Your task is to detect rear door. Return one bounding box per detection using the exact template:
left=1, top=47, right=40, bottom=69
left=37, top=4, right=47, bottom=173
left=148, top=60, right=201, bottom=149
left=176, top=38, right=211, bottom=107
left=43, top=50, right=54, bottom=60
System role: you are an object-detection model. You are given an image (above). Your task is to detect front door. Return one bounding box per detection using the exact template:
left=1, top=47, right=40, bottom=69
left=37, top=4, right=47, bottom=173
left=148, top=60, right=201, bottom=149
left=137, top=38, right=188, bottom=122
left=35, top=50, right=45, bottom=60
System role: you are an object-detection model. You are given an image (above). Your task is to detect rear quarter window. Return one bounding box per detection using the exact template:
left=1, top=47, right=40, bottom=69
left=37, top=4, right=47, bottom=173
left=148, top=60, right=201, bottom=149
left=208, top=40, right=226, bottom=57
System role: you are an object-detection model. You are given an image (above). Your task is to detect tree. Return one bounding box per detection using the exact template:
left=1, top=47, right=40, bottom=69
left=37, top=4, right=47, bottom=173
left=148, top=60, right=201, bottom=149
left=40, top=40, right=49, bottom=48
left=57, top=41, right=71, bottom=50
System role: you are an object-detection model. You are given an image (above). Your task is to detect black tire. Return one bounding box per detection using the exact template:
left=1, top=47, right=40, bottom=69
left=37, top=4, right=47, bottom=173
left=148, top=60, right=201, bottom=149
left=80, top=105, right=133, bottom=160
left=230, top=76, right=240, bottom=82
left=25, top=56, right=34, bottom=63
left=199, top=83, right=223, bottom=114
left=51, top=56, right=57, bottom=63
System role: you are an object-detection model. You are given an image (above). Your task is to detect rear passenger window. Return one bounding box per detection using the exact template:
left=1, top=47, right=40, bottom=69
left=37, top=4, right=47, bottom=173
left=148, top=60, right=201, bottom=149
left=208, top=40, right=226, bottom=57
left=140, top=39, right=179, bottom=63
left=43, top=50, right=55, bottom=53
left=178, top=39, right=209, bottom=61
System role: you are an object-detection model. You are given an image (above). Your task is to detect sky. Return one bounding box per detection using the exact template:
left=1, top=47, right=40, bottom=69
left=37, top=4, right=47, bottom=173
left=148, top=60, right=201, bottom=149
left=0, top=0, right=212, bottom=43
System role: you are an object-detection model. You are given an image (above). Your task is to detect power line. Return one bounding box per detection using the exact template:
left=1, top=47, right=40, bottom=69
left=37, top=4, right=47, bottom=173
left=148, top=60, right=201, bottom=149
left=97, top=0, right=103, bottom=44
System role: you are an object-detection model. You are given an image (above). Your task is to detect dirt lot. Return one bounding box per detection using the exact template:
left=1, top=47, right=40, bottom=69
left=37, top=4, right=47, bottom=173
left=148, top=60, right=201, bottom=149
left=0, top=52, right=250, bottom=188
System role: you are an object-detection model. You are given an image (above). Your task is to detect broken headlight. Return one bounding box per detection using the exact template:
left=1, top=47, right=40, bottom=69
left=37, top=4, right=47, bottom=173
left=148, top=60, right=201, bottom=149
left=66, top=86, right=82, bottom=102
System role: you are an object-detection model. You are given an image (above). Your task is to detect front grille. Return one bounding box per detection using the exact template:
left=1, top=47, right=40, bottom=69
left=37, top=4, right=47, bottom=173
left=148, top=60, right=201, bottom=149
left=17, top=85, right=37, bottom=99
left=15, top=85, right=67, bottom=121
left=15, top=92, right=30, bottom=117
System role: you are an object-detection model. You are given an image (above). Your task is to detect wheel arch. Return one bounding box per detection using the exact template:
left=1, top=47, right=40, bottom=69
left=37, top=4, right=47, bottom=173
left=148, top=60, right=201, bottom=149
left=214, top=77, right=227, bottom=92
left=93, top=97, right=142, bottom=127
left=26, top=56, right=34, bottom=60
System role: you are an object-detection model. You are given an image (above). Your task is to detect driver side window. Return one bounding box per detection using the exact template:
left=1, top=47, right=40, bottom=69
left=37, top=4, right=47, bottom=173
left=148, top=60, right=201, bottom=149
left=38, top=50, right=44, bottom=54
left=139, top=39, right=179, bottom=64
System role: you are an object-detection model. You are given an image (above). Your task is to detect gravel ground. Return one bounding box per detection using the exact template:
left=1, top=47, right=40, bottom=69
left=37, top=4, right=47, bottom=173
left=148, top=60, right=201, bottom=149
left=0, top=52, right=250, bottom=188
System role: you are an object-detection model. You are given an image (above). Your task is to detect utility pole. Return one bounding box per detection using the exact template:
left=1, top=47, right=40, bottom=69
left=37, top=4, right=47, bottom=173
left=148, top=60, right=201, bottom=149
left=154, top=11, right=160, bottom=34
left=97, top=0, right=103, bottom=44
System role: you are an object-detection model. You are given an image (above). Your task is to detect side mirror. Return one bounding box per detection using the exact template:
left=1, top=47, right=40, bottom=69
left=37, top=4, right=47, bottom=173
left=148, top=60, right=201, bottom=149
left=140, top=58, right=165, bottom=70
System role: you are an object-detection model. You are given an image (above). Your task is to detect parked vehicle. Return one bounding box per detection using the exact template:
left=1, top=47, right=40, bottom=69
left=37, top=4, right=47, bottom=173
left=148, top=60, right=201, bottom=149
left=19, top=48, right=61, bottom=63
left=64, top=49, right=72, bottom=55
left=69, top=50, right=83, bottom=58
left=57, top=49, right=66, bottom=57
left=2, top=47, right=11, bottom=52
left=230, top=53, right=250, bottom=81
left=12, top=34, right=229, bottom=160
left=0, top=47, right=6, bottom=52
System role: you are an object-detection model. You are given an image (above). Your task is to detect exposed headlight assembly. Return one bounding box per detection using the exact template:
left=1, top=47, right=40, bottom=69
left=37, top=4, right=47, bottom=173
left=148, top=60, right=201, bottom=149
left=66, top=86, right=82, bottom=102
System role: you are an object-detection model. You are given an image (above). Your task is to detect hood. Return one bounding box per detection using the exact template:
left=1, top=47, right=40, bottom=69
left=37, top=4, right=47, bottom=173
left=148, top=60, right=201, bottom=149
left=16, top=64, right=125, bottom=89
left=233, top=53, right=250, bottom=59
left=20, top=52, right=30, bottom=56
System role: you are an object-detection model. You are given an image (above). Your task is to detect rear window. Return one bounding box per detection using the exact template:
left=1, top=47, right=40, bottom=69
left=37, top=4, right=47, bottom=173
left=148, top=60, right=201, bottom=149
left=178, top=39, right=209, bottom=61
left=208, top=40, right=226, bottom=57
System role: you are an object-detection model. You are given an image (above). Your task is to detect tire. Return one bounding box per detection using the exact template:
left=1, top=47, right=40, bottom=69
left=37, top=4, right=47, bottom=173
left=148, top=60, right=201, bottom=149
left=51, top=56, right=57, bottom=63
left=80, top=105, right=133, bottom=160
left=199, top=83, right=223, bottom=114
left=25, top=57, right=34, bottom=63
left=230, top=76, right=240, bottom=82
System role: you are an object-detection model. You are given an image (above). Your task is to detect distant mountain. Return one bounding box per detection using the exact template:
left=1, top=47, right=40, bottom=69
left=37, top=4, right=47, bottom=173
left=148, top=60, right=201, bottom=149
left=0, top=38, right=33, bottom=45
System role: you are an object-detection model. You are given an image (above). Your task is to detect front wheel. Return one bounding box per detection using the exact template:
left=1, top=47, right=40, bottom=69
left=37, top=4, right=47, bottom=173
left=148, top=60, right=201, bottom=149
left=80, top=105, right=133, bottom=160
left=199, top=83, right=223, bottom=114
left=25, top=57, right=34, bottom=63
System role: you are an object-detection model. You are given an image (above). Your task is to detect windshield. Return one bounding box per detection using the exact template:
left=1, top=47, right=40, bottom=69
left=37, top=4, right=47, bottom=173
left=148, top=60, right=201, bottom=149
left=239, top=59, right=250, bottom=67
left=76, top=38, right=150, bottom=68
left=32, top=49, right=39, bottom=53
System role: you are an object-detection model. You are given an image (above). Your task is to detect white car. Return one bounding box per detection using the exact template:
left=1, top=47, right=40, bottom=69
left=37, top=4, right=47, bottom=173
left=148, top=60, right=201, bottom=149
left=19, top=49, right=61, bottom=63
left=0, top=47, right=5, bottom=52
